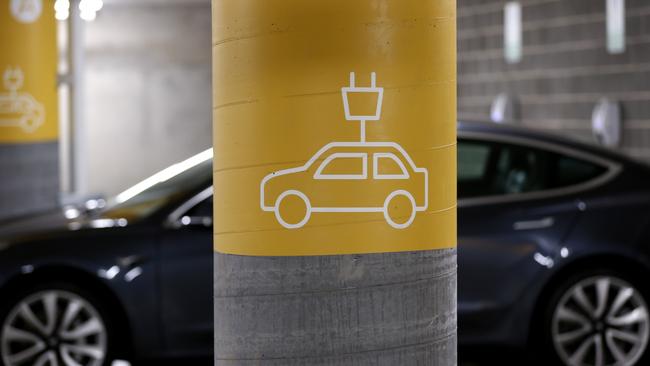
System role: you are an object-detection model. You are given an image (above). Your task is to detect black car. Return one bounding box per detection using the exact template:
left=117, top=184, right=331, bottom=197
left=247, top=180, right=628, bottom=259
left=1, top=121, right=650, bottom=366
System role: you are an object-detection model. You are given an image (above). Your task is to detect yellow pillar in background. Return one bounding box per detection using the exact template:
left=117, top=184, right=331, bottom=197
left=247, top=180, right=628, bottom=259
left=0, top=0, right=58, bottom=143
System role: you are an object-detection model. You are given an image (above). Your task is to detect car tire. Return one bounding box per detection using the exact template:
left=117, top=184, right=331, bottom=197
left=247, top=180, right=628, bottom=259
left=0, top=282, right=117, bottom=366
left=383, top=190, right=416, bottom=229
left=539, top=269, right=650, bottom=366
left=274, top=190, right=311, bottom=229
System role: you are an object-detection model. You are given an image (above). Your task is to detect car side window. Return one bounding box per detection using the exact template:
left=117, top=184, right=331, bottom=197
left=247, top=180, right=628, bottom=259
left=373, top=153, right=409, bottom=179
left=314, top=153, right=367, bottom=179
left=458, top=140, right=496, bottom=198
left=493, top=144, right=550, bottom=195
left=458, top=138, right=608, bottom=199
left=459, top=139, right=550, bottom=198
left=550, top=155, right=607, bottom=188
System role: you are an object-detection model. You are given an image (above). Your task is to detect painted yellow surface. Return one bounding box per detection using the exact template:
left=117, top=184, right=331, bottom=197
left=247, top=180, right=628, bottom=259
left=0, top=0, right=58, bottom=143
left=213, top=0, right=456, bottom=256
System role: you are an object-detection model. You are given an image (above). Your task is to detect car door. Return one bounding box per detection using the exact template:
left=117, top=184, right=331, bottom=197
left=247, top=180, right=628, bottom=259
left=158, top=187, right=214, bottom=355
left=456, top=135, right=609, bottom=341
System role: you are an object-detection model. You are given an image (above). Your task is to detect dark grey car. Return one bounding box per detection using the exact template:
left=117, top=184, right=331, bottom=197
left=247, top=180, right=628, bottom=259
left=1, top=121, right=650, bottom=366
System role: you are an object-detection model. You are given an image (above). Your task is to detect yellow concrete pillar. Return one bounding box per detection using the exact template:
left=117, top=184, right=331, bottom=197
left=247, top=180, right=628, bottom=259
left=0, top=0, right=58, bottom=143
left=213, top=0, right=456, bottom=363
left=0, top=0, right=59, bottom=220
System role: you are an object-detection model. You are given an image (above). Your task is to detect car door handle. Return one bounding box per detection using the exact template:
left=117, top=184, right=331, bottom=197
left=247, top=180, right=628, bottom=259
left=513, top=217, right=555, bottom=231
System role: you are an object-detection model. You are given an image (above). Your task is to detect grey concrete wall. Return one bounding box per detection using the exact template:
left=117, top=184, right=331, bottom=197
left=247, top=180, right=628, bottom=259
left=82, top=0, right=212, bottom=197
left=0, top=143, right=59, bottom=221
left=458, top=0, right=650, bottom=162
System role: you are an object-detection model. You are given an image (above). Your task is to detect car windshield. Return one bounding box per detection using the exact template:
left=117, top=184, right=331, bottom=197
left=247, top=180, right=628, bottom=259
left=102, top=149, right=213, bottom=221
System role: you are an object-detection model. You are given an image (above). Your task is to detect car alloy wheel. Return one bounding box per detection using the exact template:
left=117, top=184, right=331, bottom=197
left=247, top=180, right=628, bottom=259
left=1, top=290, right=108, bottom=366
left=551, top=275, right=649, bottom=366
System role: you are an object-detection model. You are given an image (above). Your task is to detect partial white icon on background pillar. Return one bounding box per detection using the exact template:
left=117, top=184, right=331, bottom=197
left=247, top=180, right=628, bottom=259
left=260, top=72, right=429, bottom=230
left=10, top=0, right=42, bottom=23
left=0, top=67, right=45, bottom=133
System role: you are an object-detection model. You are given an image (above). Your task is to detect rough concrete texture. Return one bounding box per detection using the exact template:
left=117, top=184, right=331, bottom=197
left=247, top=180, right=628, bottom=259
left=214, top=249, right=457, bottom=365
left=0, top=142, right=59, bottom=221
left=458, top=0, right=650, bottom=162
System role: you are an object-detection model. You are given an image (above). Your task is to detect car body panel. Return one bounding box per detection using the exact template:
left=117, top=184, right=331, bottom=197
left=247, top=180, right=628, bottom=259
left=0, top=225, right=162, bottom=358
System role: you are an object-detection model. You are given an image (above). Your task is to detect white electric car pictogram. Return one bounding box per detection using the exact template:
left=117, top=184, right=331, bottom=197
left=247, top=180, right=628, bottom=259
left=260, top=72, right=429, bottom=229
left=0, top=67, right=45, bottom=133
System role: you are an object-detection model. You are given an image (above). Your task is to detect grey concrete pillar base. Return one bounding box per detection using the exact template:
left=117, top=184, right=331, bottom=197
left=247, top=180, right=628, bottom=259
left=0, top=142, right=59, bottom=221
left=214, top=248, right=457, bottom=365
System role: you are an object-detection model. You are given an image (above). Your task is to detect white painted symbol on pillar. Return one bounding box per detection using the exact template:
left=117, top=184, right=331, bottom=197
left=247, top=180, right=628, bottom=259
left=260, top=72, right=429, bottom=230
left=10, top=0, right=43, bottom=23
left=0, top=67, right=45, bottom=133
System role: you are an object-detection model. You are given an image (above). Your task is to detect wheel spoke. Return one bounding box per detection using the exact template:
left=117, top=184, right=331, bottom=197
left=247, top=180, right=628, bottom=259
left=59, top=300, right=82, bottom=334
left=556, top=324, right=591, bottom=344
left=3, top=326, right=41, bottom=343
left=568, top=335, right=596, bottom=366
left=557, top=306, right=590, bottom=326
left=60, top=318, right=103, bottom=340
left=573, top=286, right=595, bottom=317
left=42, top=292, right=58, bottom=335
left=593, top=334, right=604, bottom=366
left=61, top=343, right=105, bottom=360
left=60, top=346, right=83, bottom=366
left=33, top=351, right=57, bottom=366
left=6, top=341, right=46, bottom=364
left=608, top=306, right=648, bottom=327
left=608, top=287, right=634, bottom=318
left=17, top=303, right=48, bottom=335
left=608, top=327, right=642, bottom=345
left=594, top=278, right=610, bottom=318
left=606, top=329, right=634, bottom=362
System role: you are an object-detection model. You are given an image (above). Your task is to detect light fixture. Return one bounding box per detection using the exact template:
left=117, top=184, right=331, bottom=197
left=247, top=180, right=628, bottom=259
left=592, top=98, right=622, bottom=148
left=79, top=0, right=103, bottom=21
left=504, top=2, right=522, bottom=64
left=54, top=0, right=70, bottom=20
left=54, top=0, right=103, bottom=21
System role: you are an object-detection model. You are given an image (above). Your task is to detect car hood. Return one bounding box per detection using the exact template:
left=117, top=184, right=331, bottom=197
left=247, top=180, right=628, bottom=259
left=0, top=210, right=70, bottom=240
left=0, top=210, right=130, bottom=242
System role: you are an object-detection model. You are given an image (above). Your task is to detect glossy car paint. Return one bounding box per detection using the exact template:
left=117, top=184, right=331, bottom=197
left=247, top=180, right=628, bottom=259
left=0, top=121, right=649, bottom=360
left=456, top=121, right=650, bottom=348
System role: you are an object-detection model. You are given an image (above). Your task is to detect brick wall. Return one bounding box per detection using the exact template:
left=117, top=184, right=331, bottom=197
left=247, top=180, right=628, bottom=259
left=458, top=0, right=650, bottom=162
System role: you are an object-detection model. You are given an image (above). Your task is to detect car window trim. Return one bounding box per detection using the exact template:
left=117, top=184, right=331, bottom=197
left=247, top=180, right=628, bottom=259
left=457, top=131, right=622, bottom=207
left=166, top=185, right=214, bottom=228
